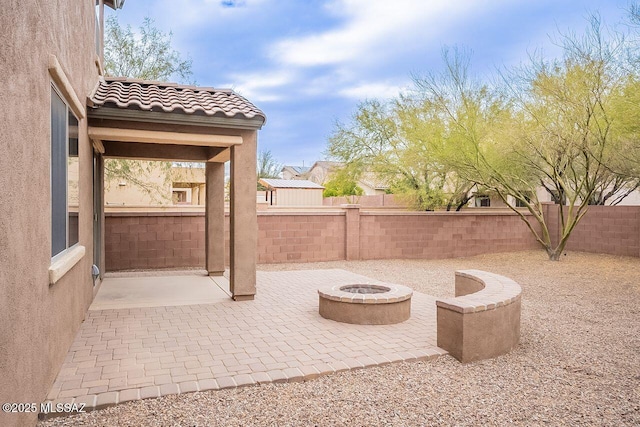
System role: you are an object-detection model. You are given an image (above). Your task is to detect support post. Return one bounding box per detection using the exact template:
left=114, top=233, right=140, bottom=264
left=229, top=131, right=257, bottom=300
left=205, top=162, right=225, bottom=276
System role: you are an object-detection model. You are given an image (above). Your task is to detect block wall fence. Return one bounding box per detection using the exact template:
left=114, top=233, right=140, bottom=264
left=323, top=194, right=403, bottom=207
left=105, top=205, right=640, bottom=271
left=544, top=205, right=640, bottom=257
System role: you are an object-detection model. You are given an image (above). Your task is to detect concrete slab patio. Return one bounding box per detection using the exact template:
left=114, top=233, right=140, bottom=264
left=43, top=269, right=444, bottom=416
left=90, top=272, right=231, bottom=310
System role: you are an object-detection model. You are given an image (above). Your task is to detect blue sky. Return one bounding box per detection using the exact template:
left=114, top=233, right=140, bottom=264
left=108, top=0, right=633, bottom=167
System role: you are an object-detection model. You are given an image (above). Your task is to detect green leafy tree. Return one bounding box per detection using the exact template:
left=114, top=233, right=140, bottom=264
left=104, top=16, right=193, bottom=82
left=322, top=167, right=364, bottom=198
left=327, top=99, right=472, bottom=211
left=257, top=150, right=282, bottom=190
left=103, top=16, right=195, bottom=201
left=418, top=17, right=636, bottom=260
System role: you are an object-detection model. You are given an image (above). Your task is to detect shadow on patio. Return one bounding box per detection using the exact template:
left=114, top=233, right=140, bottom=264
left=43, top=269, right=444, bottom=416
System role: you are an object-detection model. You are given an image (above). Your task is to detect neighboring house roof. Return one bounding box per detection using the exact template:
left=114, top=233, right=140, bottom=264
left=309, top=161, right=343, bottom=171
left=104, top=0, right=126, bottom=9
left=359, top=172, right=390, bottom=190
left=260, top=179, right=324, bottom=189
left=281, top=165, right=311, bottom=175
left=88, top=77, right=266, bottom=126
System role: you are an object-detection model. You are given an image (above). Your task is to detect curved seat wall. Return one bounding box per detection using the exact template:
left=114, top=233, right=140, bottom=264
left=436, top=270, right=521, bottom=363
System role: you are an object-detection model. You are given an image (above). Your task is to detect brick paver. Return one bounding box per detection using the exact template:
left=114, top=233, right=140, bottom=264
left=43, top=269, right=444, bottom=416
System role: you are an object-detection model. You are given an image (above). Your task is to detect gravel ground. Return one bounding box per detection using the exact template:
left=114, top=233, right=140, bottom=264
left=40, top=250, right=640, bottom=426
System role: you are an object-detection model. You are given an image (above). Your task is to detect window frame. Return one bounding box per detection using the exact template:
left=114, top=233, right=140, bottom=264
left=475, top=195, right=491, bottom=208
left=515, top=193, right=532, bottom=208
left=50, top=82, right=80, bottom=262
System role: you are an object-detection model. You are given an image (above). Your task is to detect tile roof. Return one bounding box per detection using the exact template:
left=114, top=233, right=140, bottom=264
left=89, top=77, right=265, bottom=122
left=260, top=179, right=324, bottom=189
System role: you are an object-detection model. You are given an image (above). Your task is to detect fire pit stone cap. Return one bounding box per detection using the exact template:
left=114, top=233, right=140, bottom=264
left=318, top=283, right=413, bottom=304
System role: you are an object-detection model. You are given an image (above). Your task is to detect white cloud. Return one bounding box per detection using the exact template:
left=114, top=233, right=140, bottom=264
left=270, top=0, right=508, bottom=68
left=337, top=81, right=409, bottom=100
left=223, top=69, right=296, bottom=102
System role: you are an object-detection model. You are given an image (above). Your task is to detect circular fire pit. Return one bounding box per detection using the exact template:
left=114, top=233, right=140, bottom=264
left=318, top=283, right=413, bottom=325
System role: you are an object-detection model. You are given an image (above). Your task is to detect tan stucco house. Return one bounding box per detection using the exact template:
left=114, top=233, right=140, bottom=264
left=104, top=162, right=207, bottom=206
left=305, top=161, right=389, bottom=195
left=0, top=2, right=264, bottom=426
left=281, top=165, right=311, bottom=180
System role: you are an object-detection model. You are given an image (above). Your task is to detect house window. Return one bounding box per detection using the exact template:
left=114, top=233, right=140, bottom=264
left=515, top=193, right=532, bottom=208
left=51, top=86, right=80, bottom=258
left=172, top=188, right=191, bottom=204
left=475, top=195, right=490, bottom=207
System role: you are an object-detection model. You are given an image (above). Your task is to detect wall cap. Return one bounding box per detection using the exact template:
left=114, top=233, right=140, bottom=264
left=436, top=269, right=522, bottom=314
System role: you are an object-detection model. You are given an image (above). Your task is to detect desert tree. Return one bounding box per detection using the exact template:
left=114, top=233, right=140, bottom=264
left=103, top=16, right=194, bottom=201
left=417, top=16, right=635, bottom=260
left=256, top=150, right=282, bottom=190
left=326, top=97, right=473, bottom=210
left=104, top=16, right=193, bottom=82
left=322, top=167, right=364, bottom=199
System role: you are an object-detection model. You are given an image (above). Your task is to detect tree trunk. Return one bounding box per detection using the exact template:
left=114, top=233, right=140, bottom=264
left=547, top=239, right=569, bottom=260
left=547, top=249, right=561, bottom=261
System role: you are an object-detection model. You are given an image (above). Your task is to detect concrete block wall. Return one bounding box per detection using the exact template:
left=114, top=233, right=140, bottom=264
left=257, top=213, right=346, bottom=263
left=359, top=212, right=540, bottom=260
left=323, top=194, right=402, bottom=207
left=104, top=205, right=640, bottom=271
left=561, top=205, right=640, bottom=257
left=106, top=214, right=209, bottom=270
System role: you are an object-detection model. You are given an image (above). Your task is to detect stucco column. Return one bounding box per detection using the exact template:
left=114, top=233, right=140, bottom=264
left=205, top=162, right=225, bottom=276
left=229, top=131, right=257, bottom=300
left=343, top=204, right=361, bottom=261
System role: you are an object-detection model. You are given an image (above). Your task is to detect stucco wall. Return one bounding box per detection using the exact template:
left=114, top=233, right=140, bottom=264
left=104, top=160, right=173, bottom=206
left=103, top=162, right=206, bottom=207
left=0, top=2, right=100, bottom=426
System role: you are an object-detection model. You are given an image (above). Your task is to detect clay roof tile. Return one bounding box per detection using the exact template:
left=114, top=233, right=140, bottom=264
left=89, top=77, right=265, bottom=122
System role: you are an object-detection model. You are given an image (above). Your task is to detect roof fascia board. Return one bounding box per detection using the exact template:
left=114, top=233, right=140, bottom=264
left=87, top=106, right=264, bottom=130
left=88, top=126, right=243, bottom=147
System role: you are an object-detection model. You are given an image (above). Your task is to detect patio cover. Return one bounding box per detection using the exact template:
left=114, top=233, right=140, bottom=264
left=87, top=77, right=265, bottom=300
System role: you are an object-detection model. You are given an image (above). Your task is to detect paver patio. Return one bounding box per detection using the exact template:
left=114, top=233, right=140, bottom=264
left=44, top=269, right=445, bottom=414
